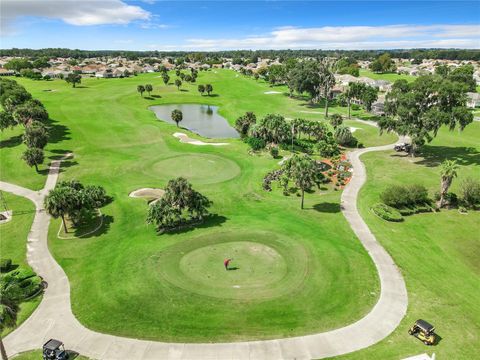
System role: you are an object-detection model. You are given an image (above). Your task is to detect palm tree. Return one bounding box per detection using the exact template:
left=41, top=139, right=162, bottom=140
left=22, top=147, right=44, bottom=172
left=334, top=125, right=353, bottom=146
left=145, top=84, right=153, bottom=96
left=329, top=114, right=343, bottom=129
left=438, top=160, right=458, bottom=208
left=0, top=276, right=24, bottom=360
left=205, top=84, right=213, bottom=96
left=162, top=74, right=170, bottom=86
left=175, top=79, right=182, bottom=90
left=171, top=109, right=183, bottom=127
left=44, top=186, right=72, bottom=233
left=282, top=154, right=324, bottom=209
left=137, top=85, right=145, bottom=97
left=316, top=59, right=336, bottom=117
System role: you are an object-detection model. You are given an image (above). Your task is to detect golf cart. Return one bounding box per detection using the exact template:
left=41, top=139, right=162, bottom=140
left=408, top=319, right=437, bottom=345
left=394, top=142, right=412, bottom=153
left=43, top=339, right=69, bottom=360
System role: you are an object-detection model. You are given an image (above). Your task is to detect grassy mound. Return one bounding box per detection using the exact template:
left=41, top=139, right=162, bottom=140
left=371, top=203, right=403, bottom=222
left=156, top=232, right=308, bottom=300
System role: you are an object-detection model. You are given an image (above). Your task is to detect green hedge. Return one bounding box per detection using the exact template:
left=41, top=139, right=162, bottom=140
left=371, top=203, right=404, bottom=222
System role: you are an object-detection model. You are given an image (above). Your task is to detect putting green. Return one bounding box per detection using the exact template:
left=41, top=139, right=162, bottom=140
left=150, top=154, right=241, bottom=184
left=154, top=231, right=309, bottom=300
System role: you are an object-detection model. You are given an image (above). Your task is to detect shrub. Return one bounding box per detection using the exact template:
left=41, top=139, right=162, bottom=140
left=398, top=207, right=415, bottom=216
left=334, top=126, right=356, bottom=146
left=351, top=104, right=361, bottom=111
left=459, top=178, right=480, bottom=209
left=269, top=145, right=279, bottom=158
left=434, top=191, right=458, bottom=207
left=0, top=258, right=12, bottom=272
left=21, top=275, right=43, bottom=297
left=9, top=267, right=35, bottom=281
left=371, top=203, right=403, bottom=222
left=381, top=184, right=430, bottom=209
left=317, top=134, right=340, bottom=157
left=294, top=139, right=315, bottom=154
left=245, top=136, right=265, bottom=151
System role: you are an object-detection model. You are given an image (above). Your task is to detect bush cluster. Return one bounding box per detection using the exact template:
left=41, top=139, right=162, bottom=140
left=381, top=184, right=430, bottom=209
left=371, top=203, right=404, bottom=222
left=1, top=260, right=44, bottom=299
left=262, top=169, right=284, bottom=191
left=245, top=136, right=266, bottom=151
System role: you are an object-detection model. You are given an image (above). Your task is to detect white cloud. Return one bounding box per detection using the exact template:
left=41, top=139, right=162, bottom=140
left=1, top=0, right=150, bottom=35
left=181, top=24, right=480, bottom=51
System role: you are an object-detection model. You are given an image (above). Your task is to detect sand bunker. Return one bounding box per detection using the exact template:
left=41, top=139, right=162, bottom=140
left=129, top=188, right=165, bottom=200
left=173, top=132, right=228, bottom=146
left=300, top=110, right=322, bottom=114
left=264, top=91, right=282, bottom=94
left=349, top=127, right=362, bottom=133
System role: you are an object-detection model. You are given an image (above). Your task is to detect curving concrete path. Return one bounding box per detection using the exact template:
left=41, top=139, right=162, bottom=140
left=3, top=137, right=407, bottom=359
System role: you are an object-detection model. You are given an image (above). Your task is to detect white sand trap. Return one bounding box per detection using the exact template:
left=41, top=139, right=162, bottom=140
left=300, top=110, right=322, bottom=114
left=173, top=132, right=228, bottom=146
left=129, top=188, right=165, bottom=199
left=264, top=91, right=282, bottom=94
left=0, top=210, right=13, bottom=224
left=349, top=127, right=362, bottom=133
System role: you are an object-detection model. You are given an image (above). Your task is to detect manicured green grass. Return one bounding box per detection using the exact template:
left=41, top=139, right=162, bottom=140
left=359, top=69, right=416, bottom=82
left=332, top=123, right=480, bottom=359
left=0, top=193, right=42, bottom=337
left=0, top=193, right=35, bottom=267
left=0, top=70, right=387, bottom=342
left=343, top=120, right=396, bottom=147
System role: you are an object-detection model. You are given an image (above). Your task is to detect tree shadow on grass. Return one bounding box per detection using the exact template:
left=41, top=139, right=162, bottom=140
left=38, top=159, right=78, bottom=175
left=0, top=134, right=22, bottom=149
left=163, top=214, right=227, bottom=236
left=45, top=118, right=71, bottom=144
left=62, top=214, right=114, bottom=239
left=312, top=202, right=341, bottom=213
left=75, top=214, right=113, bottom=238
left=414, top=145, right=480, bottom=167
left=49, top=149, right=74, bottom=160
left=180, top=89, right=189, bottom=92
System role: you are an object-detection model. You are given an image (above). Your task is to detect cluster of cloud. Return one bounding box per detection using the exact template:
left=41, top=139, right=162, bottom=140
left=182, top=25, right=480, bottom=51
left=1, top=0, right=479, bottom=50
left=1, top=0, right=151, bottom=35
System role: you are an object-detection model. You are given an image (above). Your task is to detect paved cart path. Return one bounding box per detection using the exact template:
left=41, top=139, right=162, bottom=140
left=3, top=133, right=407, bottom=359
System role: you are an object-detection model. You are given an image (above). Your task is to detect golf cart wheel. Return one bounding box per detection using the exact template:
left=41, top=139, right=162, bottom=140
left=408, top=330, right=413, bottom=335
left=423, top=341, right=430, bottom=345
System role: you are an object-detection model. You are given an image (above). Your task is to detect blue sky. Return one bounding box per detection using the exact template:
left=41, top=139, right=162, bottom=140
left=1, top=1, right=479, bottom=50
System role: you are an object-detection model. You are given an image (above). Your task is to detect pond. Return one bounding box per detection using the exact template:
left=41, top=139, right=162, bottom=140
left=149, top=104, right=239, bottom=139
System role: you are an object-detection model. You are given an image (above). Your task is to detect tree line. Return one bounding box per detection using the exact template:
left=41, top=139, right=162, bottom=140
left=0, top=78, right=49, bottom=171
left=2, top=48, right=480, bottom=61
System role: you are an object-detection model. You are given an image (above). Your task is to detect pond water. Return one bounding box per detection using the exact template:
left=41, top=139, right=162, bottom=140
left=149, top=104, right=239, bottom=139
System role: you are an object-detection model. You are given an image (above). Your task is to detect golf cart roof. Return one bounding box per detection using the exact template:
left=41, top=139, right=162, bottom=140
left=415, top=319, right=435, bottom=332
left=43, top=339, right=64, bottom=350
